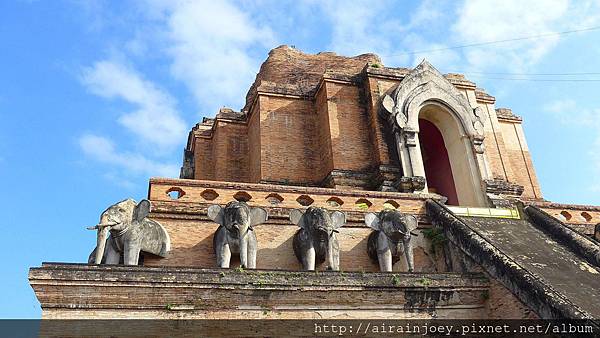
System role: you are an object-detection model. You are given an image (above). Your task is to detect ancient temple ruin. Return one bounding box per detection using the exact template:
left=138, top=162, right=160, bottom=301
left=29, top=46, right=599, bottom=323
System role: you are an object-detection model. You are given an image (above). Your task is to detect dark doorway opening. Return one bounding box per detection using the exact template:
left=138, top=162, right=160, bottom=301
left=419, top=119, right=459, bottom=205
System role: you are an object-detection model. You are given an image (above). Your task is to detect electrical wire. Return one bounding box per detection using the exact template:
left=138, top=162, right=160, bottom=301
left=447, top=71, right=600, bottom=76
left=385, top=26, right=600, bottom=56
left=463, top=76, right=600, bottom=82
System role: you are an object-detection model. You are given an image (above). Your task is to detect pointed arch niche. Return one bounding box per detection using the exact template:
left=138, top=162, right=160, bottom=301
left=419, top=103, right=483, bottom=206
left=382, top=61, right=490, bottom=207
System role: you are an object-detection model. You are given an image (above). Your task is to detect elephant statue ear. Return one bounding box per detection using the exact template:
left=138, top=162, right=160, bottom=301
left=404, top=215, right=418, bottom=232
left=133, top=199, right=151, bottom=223
left=207, top=205, right=224, bottom=225
left=250, top=207, right=268, bottom=226
left=330, top=211, right=346, bottom=229
left=364, top=212, right=380, bottom=230
left=289, top=209, right=304, bottom=228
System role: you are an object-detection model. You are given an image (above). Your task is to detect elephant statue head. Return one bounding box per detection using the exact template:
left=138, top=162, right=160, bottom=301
left=365, top=210, right=418, bottom=272
left=208, top=201, right=268, bottom=269
left=290, top=207, right=346, bottom=271
left=87, top=199, right=170, bottom=265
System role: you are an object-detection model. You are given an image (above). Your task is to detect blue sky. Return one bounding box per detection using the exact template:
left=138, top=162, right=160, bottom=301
left=1, top=0, right=600, bottom=318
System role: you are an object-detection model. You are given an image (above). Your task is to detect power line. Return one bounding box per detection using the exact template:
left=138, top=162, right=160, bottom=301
left=446, top=71, right=600, bottom=76
left=463, top=76, right=600, bottom=82
left=386, top=26, right=600, bottom=56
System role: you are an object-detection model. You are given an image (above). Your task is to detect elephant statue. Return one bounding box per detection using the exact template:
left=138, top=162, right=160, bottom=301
left=290, top=207, right=346, bottom=271
left=208, top=201, right=268, bottom=269
left=365, top=210, right=418, bottom=272
left=87, top=199, right=171, bottom=265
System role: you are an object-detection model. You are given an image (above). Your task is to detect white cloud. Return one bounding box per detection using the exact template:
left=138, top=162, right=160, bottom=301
left=323, top=0, right=388, bottom=54
left=81, top=61, right=186, bottom=149
left=78, top=0, right=278, bottom=183
left=79, top=134, right=179, bottom=178
left=544, top=99, right=577, bottom=114
left=317, top=0, right=599, bottom=72
left=543, top=99, right=599, bottom=126
left=316, top=0, right=411, bottom=66
left=452, top=0, right=600, bottom=71
left=150, top=0, right=276, bottom=113
left=399, top=33, right=462, bottom=70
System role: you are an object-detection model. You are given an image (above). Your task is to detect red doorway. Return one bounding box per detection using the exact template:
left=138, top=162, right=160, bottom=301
left=419, top=119, right=459, bottom=205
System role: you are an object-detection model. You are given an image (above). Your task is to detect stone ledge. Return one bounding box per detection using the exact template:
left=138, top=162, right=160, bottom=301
left=30, top=263, right=488, bottom=288
left=475, top=89, right=496, bottom=104
left=30, top=263, right=489, bottom=317
left=495, top=108, right=522, bottom=121
left=530, top=200, right=600, bottom=212
left=149, top=178, right=442, bottom=201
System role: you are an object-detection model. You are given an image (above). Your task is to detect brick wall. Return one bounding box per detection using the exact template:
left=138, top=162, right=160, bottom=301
left=248, top=102, right=261, bottom=182
left=212, top=121, right=249, bottom=182
left=315, top=83, right=333, bottom=178
left=325, top=82, right=374, bottom=171
left=364, top=77, right=400, bottom=167
left=487, top=276, right=539, bottom=319
left=498, top=121, right=542, bottom=199
left=185, top=49, right=544, bottom=204
left=146, top=178, right=445, bottom=271
left=258, top=96, right=321, bottom=184
left=144, top=217, right=447, bottom=273
left=481, top=107, right=515, bottom=181
left=193, top=137, right=214, bottom=180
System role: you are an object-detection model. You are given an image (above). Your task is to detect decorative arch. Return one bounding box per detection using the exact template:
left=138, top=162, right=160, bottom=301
left=381, top=60, right=490, bottom=206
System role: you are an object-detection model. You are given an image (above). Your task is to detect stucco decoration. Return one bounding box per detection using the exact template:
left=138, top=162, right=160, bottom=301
left=87, top=199, right=171, bottom=265
left=381, top=60, right=491, bottom=193
left=208, top=201, right=268, bottom=269
left=290, top=207, right=346, bottom=271
left=365, top=210, right=418, bottom=272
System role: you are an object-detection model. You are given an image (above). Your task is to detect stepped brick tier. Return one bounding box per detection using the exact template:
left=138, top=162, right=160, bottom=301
left=182, top=46, right=542, bottom=206
left=30, top=46, right=600, bottom=325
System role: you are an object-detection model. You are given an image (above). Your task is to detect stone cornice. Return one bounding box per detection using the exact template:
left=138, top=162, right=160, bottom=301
left=189, top=110, right=248, bottom=141
left=149, top=177, right=442, bottom=201
left=475, top=89, right=496, bottom=104
left=495, top=108, right=522, bottom=122
left=531, top=201, right=600, bottom=212
left=29, top=263, right=489, bottom=314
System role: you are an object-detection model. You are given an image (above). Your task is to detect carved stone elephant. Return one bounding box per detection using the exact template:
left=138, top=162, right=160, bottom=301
left=88, top=199, right=170, bottom=265
left=365, top=210, right=418, bottom=272
left=208, top=201, right=268, bottom=269
left=290, top=207, right=346, bottom=271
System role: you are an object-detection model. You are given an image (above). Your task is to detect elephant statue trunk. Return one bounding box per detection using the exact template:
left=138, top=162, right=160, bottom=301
left=208, top=201, right=268, bottom=269
left=87, top=219, right=119, bottom=264
left=87, top=199, right=171, bottom=266
left=365, top=210, right=418, bottom=272
left=290, top=207, right=346, bottom=271
left=88, top=224, right=110, bottom=264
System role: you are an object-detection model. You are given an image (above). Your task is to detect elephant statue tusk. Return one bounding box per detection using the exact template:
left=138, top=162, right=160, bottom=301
left=86, top=222, right=118, bottom=231
left=87, top=198, right=172, bottom=266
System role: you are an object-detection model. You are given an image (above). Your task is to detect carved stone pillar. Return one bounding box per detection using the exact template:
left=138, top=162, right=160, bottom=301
left=473, top=136, right=491, bottom=181
left=404, top=130, right=427, bottom=192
